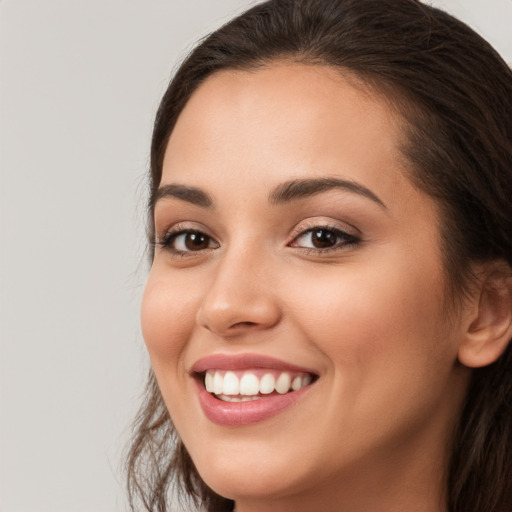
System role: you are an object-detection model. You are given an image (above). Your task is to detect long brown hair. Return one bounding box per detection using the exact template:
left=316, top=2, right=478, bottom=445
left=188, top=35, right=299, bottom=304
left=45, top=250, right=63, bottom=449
left=126, top=1, right=512, bottom=511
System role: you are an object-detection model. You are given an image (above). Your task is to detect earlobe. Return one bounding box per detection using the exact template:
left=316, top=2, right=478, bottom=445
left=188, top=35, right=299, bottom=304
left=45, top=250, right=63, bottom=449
left=458, top=262, right=512, bottom=368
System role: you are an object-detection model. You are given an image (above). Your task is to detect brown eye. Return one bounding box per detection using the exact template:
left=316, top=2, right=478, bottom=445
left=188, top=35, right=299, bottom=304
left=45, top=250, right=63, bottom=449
left=310, top=229, right=338, bottom=248
left=183, top=232, right=210, bottom=250
left=161, top=230, right=218, bottom=253
left=291, top=226, right=359, bottom=251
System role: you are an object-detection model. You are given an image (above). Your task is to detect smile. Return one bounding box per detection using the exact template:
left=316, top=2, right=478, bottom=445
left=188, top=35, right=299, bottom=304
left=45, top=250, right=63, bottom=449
left=204, top=369, right=313, bottom=401
left=191, top=354, right=318, bottom=426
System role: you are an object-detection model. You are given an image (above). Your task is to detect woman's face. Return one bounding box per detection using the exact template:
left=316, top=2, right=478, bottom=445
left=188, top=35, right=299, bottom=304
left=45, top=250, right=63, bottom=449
left=142, top=63, right=470, bottom=509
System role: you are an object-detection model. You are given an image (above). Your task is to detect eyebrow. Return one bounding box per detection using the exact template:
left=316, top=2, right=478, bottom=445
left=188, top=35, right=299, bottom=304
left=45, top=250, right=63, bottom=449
left=154, top=184, right=214, bottom=208
left=269, top=177, right=387, bottom=209
left=154, top=177, right=386, bottom=210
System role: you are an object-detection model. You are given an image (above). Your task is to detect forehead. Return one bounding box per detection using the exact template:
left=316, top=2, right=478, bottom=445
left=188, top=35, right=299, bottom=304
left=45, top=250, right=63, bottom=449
left=161, top=62, right=411, bottom=205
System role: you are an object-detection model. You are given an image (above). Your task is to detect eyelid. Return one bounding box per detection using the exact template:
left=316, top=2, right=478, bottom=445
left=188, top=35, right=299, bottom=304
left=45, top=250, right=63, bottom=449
left=156, top=221, right=212, bottom=241
left=288, top=217, right=360, bottom=240
left=287, top=219, right=361, bottom=252
left=155, top=222, right=220, bottom=254
left=154, top=218, right=360, bottom=256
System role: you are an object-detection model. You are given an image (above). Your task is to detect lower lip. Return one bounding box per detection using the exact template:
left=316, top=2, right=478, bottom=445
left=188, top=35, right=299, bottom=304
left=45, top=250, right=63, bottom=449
left=194, top=379, right=313, bottom=426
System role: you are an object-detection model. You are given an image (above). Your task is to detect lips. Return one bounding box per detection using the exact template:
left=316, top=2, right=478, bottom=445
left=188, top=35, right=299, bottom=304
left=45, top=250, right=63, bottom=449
left=191, top=354, right=317, bottom=426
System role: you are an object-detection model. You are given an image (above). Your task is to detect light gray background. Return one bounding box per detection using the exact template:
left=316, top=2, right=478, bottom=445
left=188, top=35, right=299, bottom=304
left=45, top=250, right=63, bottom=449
left=0, top=1, right=511, bottom=511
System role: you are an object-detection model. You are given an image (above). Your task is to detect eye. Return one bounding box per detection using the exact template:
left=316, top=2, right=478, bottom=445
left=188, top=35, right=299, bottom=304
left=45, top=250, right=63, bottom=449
left=158, top=229, right=219, bottom=254
left=290, top=226, right=359, bottom=251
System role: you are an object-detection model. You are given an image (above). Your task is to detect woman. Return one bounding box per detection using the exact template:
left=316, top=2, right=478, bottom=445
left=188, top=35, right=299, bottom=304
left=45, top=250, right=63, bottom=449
left=126, top=1, right=512, bottom=511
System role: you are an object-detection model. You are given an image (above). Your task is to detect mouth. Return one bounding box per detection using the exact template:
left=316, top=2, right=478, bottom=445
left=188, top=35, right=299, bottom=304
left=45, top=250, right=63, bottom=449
left=202, top=368, right=313, bottom=402
left=191, top=354, right=318, bottom=426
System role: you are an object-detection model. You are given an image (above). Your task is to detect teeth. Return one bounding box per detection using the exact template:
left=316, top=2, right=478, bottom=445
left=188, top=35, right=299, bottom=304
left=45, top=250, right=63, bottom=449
left=213, top=372, right=224, bottom=395
left=259, top=373, right=275, bottom=394
left=223, top=371, right=240, bottom=395
left=217, top=395, right=263, bottom=402
left=275, top=372, right=291, bottom=394
left=205, top=372, right=214, bottom=392
left=204, top=370, right=314, bottom=397
left=291, top=375, right=302, bottom=391
left=240, top=373, right=260, bottom=395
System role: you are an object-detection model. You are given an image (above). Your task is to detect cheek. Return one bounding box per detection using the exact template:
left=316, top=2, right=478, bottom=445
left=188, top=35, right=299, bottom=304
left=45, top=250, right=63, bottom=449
left=290, top=248, right=450, bottom=380
left=285, top=258, right=457, bottom=451
left=140, top=270, right=198, bottom=367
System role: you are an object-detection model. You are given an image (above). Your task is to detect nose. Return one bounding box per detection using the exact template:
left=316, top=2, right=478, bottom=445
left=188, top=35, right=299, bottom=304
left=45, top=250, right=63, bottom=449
left=195, top=248, right=281, bottom=338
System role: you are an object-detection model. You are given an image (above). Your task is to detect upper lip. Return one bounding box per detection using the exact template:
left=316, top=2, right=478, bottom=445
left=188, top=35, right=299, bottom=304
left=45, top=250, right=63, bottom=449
left=190, top=353, right=318, bottom=375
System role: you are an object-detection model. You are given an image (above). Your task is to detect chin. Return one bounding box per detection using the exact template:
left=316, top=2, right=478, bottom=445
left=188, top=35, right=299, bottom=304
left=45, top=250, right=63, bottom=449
left=202, top=471, right=296, bottom=504
left=191, top=446, right=309, bottom=502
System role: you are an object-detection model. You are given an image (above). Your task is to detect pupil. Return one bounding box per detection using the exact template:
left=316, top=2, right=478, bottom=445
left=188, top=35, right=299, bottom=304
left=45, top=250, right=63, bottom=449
left=312, top=229, right=336, bottom=248
left=185, top=233, right=208, bottom=250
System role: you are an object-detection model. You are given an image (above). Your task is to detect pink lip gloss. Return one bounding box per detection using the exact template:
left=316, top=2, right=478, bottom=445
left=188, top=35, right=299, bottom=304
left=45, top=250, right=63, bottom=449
left=191, top=353, right=316, bottom=426
left=194, top=378, right=312, bottom=426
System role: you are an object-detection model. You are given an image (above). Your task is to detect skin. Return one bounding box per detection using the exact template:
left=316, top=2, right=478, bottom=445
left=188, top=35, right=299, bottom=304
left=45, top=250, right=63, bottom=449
left=141, top=63, right=474, bottom=512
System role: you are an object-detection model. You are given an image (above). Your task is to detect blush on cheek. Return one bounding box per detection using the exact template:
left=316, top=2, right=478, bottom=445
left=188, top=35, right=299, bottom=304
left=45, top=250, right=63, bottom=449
left=140, top=281, right=191, bottom=360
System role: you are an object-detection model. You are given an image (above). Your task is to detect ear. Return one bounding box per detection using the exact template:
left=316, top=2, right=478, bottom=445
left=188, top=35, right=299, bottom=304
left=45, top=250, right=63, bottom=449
left=458, top=261, right=512, bottom=368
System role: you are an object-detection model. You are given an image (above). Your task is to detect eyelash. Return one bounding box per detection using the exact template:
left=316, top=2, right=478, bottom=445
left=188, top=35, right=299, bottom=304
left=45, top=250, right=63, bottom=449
left=155, top=224, right=360, bottom=257
left=155, top=227, right=218, bottom=257
left=289, top=224, right=360, bottom=254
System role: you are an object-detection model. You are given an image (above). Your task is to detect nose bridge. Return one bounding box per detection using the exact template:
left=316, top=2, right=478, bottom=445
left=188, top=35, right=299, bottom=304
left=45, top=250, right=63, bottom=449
left=196, top=238, right=280, bottom=336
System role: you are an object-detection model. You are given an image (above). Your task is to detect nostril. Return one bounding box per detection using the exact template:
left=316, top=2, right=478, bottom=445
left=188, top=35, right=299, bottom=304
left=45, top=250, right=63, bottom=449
left=235, top=321, right=258, bottom=327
